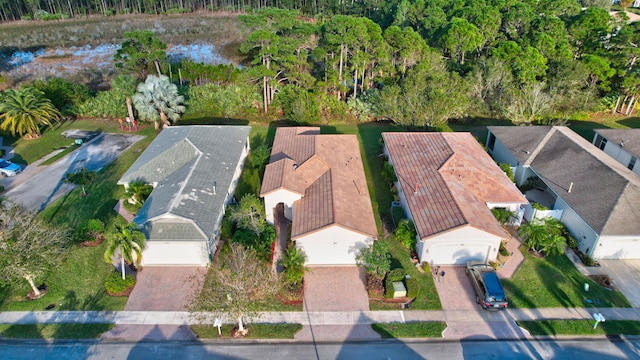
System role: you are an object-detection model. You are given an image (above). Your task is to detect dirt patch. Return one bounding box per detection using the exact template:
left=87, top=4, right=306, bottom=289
left=589, top=275, right=618, bottom=291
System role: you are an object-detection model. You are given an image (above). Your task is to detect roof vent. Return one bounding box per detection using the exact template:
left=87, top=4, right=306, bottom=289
left=213, top=181, right=217, bottom=195
left=293, top=163, right=298, bottom=170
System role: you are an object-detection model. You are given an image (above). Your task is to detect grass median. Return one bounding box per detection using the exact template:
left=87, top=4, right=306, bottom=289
left=191, top=324, right=302, bottom=339
left=372, top=322, right=447, bottom=338
left=518, top=320, right=640, bottom=336
left=0, top=324, right=113, bottom=339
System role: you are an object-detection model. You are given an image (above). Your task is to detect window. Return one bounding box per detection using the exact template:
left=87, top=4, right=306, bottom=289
left=629, top=157, right=636, bottom=171
left=598, top=137, right=608, bottom=150
left=487, top=133, right=496, bottom=151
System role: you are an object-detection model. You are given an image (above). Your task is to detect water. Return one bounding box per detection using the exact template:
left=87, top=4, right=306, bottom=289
left=0, top=43, right=233, bottom=82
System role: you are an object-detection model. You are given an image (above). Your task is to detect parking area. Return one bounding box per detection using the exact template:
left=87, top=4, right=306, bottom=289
left=2, top=133, right=143, bottom=211
left=433, top=266, right=528, bottom=339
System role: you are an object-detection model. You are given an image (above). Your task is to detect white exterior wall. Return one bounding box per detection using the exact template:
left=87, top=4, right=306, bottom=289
left=226, top=137, right=250, bottom=204
left=142, top=241, right=209, bottom=266
left=553, top=196, right=599, bottom=256
left=419, top=226, right=502, bottom=265
left=593, top=235, right=640, bottom=259
left=296, top=225, right=374, bottom=265
left=597, top=140, right=640, bottom=175
left=487, top=135, right=533, bottom=186
left=263, top=189, right=302, bottom=224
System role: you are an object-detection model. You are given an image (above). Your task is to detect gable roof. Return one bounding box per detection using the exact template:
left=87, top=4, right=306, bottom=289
left=488, top=126, right=640, bottom=236
left=595, top=128, right=640, bottom=159
left=118, top=125, right=250, bottom=241
left=261, top=127, right=377, bottom=239
left=383, top=132, right=526, bottom=241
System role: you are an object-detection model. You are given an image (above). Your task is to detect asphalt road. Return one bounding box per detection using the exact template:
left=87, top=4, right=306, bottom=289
left=2, top=133, right=143, bottom=211
left=1, top=338, right=638, bottom=360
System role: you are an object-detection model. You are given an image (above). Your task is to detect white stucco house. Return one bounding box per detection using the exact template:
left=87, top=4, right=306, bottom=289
left=117, top=125, right=251, bottom=266
left=260, top=127, right=377, bottom=265
left=487, top=126, right=640, bottom=260
left=383, top=132, right=527, bottom=265
left=593, top=129, right=640, bottom=176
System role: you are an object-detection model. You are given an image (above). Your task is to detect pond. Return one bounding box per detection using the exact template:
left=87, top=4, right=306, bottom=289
left=0, top=42, right=233, bottom=85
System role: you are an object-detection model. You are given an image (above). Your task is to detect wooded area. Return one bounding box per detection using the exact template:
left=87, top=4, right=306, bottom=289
left=2, top=1, right=640, bottom=128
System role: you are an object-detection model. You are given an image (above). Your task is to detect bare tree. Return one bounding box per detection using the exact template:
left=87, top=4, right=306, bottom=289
left=504, top=82, right=554, bottom=125
left=193, top=243, right=280, bottom=336
left=0, top=203, right=69, bottom=298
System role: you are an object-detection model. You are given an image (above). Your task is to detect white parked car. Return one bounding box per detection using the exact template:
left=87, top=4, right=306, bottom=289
left=0, top=160, right=22, bottom=177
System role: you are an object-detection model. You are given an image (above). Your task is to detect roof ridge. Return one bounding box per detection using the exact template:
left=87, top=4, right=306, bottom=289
left=523, top=126, right=555, bottom=166
left=554, top=126, right=640, bottom=186
left=167, top=138, right=202, bottom=212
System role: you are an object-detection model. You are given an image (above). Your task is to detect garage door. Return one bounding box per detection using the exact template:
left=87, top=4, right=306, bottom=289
left=427, top=244, right=489, bottom=265
left=143, top=241, right=209, bottom=266
left=594, top=239, right=640, bottom=259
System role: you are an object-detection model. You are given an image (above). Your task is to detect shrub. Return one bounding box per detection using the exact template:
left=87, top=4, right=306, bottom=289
left=278, top=86, right=320, bottom=124
left=167, top=7, right=192, bottom=14
left=231, top=225, right=276, bottom=261
left=104, top=272, right=136, bottom=294
left=381, top=162, right=398, bottom=184
left=532, top=202, right=548, bottom=211
left=499, top=242, right=510, bottom=257
left=220, top=216, right=235, bottom=240
left=499, top=163, right=514, bottom=182
left=583, top=254, right=596, bottom=267
left=406, top=277, right=420, bottom=298
left=566, top=235, right=578, bottom=249
left=347, top=96, right=374, bottom=122
left=384, top=277, right=395, bottom=298
left=78, top=218, right=105, bottom=242
left=387, top=268, right=406, bottom=282
left=395, top=219, right=417, bottom=250
left=492, top=208, right=515, bottom=225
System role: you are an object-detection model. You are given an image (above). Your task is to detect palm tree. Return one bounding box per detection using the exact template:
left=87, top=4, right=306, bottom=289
left=0, top=87, right=61, bottom=138
left=125, top=179, right=153, bottom=207
left=280, top=246, right=308, bottom=287
left=132, top=75, right=185, bottom=129
left=104, top=223, right=146, bottom=280
left=518, top=220, right=547, bottom=253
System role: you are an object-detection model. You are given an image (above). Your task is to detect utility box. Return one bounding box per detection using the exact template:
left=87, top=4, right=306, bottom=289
left=75, top=139, right=83, bottom=145
left=393, top=281, right=407, bottom=298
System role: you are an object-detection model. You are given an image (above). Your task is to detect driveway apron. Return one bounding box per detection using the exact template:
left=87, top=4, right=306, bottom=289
left=101, top=266, right=206, bottom=341
left=433, top=266, right=528, bottom=339
left=297, top=266, right=379, bottom=340
left=598, top=260, right=640, bottom=308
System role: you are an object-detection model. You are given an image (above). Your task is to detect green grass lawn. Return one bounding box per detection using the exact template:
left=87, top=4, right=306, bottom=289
left=372, top=322, right=446, bottom=338
left=191, top=323, right=302, bottom=339
left=0, top=324, right=113, bottom=339
left=502, top=247, right=630, bottom=309
left=4, top=119, right=125, bottom=165
left=517, top=320, right=640, bottom=336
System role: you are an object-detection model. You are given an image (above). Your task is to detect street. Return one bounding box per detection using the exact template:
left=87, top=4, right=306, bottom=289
left=1, top=338, right=639, bottom=360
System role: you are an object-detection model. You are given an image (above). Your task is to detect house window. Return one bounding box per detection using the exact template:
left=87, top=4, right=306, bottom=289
left=487, top=133, right=496, bottom=151
left=598, top=137, right=607, bottom=150
left=629, top=157, right=637, bottom=171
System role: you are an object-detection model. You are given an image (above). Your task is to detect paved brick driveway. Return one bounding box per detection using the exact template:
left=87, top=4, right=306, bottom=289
left=434, top=266, right=528, bottom=339
left=303, top=266, right=369, bottom=312
left=101, top=266, right=206, bottom=341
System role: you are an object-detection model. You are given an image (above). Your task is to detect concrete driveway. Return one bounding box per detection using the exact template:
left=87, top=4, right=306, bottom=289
left=598, top=260, right=640, bottom=308
left=434, top=266, right=528, bottom=339
left=2, top=133, right=143, bottom=211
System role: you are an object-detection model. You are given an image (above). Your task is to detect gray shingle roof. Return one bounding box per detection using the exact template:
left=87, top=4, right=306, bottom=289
left=118, top=125, right=250, bottom=241
left=490, top=126, right=640, bottom=236
left=487, top=126, right=553, bottom=164
left=594, top=128, right=640, bottom=159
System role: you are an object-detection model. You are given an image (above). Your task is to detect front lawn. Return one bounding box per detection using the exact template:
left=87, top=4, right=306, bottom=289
left=372, top=322, right=446, bottom=338
left=502, top=247, right=630, bottom=308
left=191, top=323, right=302, bottom=339
left=517, top=320, right=640, bottom=336
left=0, top=120, right=156, bottom=311
left=0, top=324, right=113, bottom=339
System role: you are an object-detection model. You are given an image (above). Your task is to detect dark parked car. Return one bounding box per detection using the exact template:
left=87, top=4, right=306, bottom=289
left=465, top=261, right=508, bottom=310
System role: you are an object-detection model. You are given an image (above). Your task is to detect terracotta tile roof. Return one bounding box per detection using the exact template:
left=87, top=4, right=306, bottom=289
left=383, top=132, right=526, bottom=241
left=262, top=127, right=377, bottom=239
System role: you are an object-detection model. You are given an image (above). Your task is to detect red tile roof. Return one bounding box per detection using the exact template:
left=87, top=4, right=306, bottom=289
left=261, top=127, right=377, bottom=239
left=383, top=132, right=526, bottom=241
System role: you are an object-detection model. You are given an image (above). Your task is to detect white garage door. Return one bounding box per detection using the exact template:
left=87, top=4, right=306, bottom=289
left=143, top=241, right=209, bottom=266
left=594, top=239, right=640, bottom=260
left=427, top=244, right=489, bottom=265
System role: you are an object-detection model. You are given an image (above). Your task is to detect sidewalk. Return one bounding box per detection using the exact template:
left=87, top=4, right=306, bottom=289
left=1, top=307, right=639, bottom=326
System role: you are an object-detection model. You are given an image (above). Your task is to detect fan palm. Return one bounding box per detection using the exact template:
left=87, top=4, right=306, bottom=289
left=104, top=223, right=146, bottom=280
left=132, top=75, right=185, bottom=129
left=0, top=87, right=61, bottom=138
left=280, top=246, right=308, bottom=287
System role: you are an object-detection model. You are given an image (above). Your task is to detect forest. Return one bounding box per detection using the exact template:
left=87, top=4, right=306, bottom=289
left=1, top=0, right=640, bottom=129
